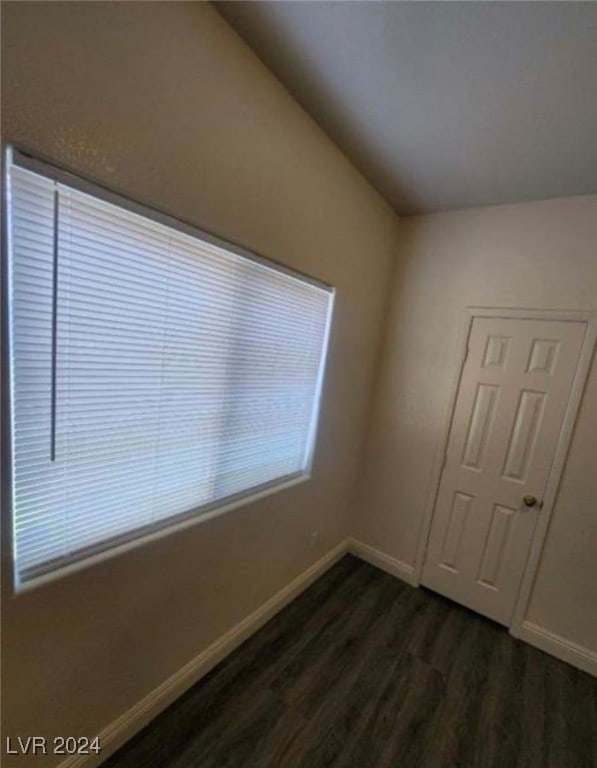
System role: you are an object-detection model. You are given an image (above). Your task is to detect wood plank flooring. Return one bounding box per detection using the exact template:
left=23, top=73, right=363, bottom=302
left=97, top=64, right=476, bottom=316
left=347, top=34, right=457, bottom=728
left=104, top=555, right=597, bottom=768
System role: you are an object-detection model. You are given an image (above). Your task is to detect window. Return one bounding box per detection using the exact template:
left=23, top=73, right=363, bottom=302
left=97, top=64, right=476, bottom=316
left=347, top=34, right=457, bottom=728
left=5, top=149, right=334, bottom=588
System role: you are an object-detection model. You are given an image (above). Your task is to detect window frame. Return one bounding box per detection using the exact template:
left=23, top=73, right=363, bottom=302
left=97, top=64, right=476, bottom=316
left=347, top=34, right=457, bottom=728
left=1, top=145, right=335, bottom=593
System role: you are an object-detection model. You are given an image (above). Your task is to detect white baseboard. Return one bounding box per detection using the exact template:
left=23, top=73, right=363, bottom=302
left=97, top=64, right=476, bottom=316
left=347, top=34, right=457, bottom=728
left=347, top=538, right=417, bottom=587
left=58, top=538, right=350, bottom=768
left=57, top=536, right=594, bottom=768
left=515, top=621, right=597, bottom=677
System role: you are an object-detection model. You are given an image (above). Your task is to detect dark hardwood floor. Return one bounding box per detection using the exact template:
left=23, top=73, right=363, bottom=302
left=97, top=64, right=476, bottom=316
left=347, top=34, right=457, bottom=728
left=104, top=555, right=597, bottom=768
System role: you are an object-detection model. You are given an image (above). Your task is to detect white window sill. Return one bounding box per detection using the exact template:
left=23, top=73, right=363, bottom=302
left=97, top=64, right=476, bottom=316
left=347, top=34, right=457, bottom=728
left=12, top=472, right=311, bottom=595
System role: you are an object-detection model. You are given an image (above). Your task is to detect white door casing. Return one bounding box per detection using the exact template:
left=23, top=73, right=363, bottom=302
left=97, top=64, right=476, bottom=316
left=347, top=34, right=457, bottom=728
left=421, top=317, right=586, bottom=626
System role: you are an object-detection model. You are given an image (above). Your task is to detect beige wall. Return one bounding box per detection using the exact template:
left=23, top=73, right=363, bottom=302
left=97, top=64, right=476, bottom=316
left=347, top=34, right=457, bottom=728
left=2, top=2, right=595, bottom=761
left=1, top=3, right=398, bottom=763
left=356, top=194, right=597, bottom=653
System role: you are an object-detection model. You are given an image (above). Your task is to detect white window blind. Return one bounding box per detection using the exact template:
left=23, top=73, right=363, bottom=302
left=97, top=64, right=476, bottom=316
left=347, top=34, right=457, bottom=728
left=7, top=158, right=333, bottom=587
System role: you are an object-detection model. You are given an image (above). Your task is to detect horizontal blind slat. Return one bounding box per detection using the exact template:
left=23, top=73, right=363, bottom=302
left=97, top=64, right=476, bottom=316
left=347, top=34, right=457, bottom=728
left=9, top=162, right=332, bottom=583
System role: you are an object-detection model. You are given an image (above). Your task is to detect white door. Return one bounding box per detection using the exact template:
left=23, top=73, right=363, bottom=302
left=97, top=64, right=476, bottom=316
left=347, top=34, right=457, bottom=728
left=422, top=317, right=585, bottom=625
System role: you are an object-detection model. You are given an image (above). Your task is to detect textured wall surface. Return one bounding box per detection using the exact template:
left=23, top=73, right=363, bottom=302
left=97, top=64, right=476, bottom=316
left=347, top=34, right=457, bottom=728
left=1, top=3, right=398, bottom=763
left=2, top=3, right=595, bottom=764
left=356, top=194, right=597, bottom=653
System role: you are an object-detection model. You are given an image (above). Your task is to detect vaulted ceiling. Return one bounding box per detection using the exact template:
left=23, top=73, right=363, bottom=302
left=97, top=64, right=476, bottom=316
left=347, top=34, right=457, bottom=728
left=216, top=1, right=597, bottom=215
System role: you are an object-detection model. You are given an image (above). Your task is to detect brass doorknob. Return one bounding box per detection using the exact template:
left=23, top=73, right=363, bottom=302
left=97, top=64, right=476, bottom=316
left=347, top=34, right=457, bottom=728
left=523, top=495, right=538, bottom=507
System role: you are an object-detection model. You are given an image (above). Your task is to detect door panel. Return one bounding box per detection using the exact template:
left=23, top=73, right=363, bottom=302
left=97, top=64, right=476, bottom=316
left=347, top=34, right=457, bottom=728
left=422, top=317, right=585, bottom=625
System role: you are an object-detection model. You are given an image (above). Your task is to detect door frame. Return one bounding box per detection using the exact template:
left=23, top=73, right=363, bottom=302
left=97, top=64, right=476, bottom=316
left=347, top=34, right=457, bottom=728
left=412, top=306, right=597, bottom=637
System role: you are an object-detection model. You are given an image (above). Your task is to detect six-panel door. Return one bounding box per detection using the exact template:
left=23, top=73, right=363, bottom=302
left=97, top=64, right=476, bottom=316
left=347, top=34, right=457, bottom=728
left=422, top=317, right=585, bottom=625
